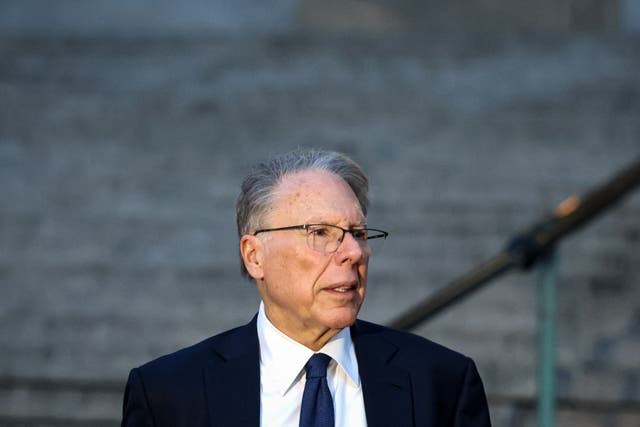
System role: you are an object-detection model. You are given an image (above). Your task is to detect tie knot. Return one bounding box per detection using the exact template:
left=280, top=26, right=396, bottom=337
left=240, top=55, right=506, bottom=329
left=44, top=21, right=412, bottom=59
left=305, top=353, right=332, bottom=378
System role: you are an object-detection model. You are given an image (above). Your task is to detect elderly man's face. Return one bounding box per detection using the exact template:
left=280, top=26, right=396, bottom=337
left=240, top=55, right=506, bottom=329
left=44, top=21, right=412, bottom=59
left=251, top=169, right=369, bottom=347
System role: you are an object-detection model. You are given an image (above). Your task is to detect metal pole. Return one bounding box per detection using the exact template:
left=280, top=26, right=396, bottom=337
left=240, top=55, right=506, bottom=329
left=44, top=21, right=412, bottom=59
left=537, top=249, right=558, bottom=427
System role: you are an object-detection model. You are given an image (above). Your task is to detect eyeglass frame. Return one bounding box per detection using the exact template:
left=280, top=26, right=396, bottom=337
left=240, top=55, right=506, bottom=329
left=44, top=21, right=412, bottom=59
left=252, top=223, right=389, bottom=254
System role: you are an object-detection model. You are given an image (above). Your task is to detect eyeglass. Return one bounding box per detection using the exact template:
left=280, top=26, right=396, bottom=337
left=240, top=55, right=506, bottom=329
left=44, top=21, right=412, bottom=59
left=253, top=223, right=389, bottom=254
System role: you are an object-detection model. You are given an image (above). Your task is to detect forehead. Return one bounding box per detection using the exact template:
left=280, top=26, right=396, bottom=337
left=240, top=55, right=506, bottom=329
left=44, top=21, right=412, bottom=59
left=268, top=169, right=364, bottom=223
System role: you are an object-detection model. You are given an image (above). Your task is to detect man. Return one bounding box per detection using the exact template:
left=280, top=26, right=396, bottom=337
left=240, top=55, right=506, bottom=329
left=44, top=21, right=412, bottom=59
left=121, top=149, right=491, bottom=426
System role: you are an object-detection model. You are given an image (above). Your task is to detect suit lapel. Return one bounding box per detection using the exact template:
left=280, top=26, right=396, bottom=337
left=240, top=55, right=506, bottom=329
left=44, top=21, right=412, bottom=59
left=352, top=321, right=414, bottom=427
left=204, top=317, right=261, bottom=427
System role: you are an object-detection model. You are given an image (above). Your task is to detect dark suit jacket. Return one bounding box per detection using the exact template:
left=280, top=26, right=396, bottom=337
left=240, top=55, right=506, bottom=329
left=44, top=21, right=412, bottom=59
left=122, top=317, right=491, bottom=426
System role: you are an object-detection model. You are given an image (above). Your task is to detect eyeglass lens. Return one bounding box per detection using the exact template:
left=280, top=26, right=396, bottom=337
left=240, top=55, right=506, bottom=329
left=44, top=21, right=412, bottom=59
left=305, top=225, right=385, bottom=254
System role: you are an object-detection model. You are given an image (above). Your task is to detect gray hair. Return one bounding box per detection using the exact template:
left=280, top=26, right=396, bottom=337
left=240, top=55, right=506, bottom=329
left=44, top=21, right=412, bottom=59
left=236, top=148, right=369, bottom=278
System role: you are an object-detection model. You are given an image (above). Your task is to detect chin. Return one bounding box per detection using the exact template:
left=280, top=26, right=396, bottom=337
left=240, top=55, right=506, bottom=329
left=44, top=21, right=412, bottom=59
left=324, top=308, right=360, bottom=329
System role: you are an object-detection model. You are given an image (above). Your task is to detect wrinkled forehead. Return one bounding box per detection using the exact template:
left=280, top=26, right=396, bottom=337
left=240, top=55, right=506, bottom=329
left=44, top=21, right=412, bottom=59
left=266, top=169, right=365, bottom=224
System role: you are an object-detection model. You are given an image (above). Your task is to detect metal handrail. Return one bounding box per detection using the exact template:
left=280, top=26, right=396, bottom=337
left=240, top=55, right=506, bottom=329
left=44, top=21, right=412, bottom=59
left=388, top=158, right=640, bottom=331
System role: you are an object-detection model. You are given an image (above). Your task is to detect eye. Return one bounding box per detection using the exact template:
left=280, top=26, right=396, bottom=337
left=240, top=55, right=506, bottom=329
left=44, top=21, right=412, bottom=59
left=308, top=225, right=331, bottom=238
left=350, top=229, right=368, bottom=240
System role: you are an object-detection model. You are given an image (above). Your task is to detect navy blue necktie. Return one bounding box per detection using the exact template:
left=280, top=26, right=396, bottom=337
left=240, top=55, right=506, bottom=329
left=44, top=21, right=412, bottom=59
left=299, top=353, right=334, bottom=427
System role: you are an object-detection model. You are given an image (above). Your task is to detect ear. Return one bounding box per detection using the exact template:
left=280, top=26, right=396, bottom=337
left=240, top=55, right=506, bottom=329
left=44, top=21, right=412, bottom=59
left=240, top=234, right=265, bottom=280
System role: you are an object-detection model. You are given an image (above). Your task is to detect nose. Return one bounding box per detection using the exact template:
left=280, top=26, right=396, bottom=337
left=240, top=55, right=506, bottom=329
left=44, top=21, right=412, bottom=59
left=334, top=231, right=367, bottom=264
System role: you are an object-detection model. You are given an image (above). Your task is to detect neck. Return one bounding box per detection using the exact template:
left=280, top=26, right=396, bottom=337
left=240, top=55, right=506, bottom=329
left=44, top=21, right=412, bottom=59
left=263, top=308, right=343, bottom=351
left=299, top=328, right=342, bottom=351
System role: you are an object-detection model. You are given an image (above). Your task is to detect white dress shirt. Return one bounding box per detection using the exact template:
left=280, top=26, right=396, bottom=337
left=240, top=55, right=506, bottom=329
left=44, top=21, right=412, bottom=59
left=257, top=302, right=368, bottom=427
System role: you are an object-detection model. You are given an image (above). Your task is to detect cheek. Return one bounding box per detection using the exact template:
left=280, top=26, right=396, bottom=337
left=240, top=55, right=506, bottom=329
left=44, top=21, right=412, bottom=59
left=268, top=244, right=325, bottom=287
left=286, top=245, right=318, bottom=276
left=358, top=259, right=369, bottom=278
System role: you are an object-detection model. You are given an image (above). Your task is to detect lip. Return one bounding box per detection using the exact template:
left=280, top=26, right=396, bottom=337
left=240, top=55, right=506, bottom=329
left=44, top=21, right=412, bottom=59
left=322, top=281, right=359, bottom=294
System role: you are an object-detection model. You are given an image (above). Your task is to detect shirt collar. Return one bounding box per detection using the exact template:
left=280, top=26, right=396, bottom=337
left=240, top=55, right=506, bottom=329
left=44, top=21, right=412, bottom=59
left=257, top=302, right=360, bottom=396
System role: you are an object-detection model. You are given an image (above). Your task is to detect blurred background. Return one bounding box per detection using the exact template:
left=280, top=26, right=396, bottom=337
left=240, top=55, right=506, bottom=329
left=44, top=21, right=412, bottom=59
left=1, top=1, right=639, bottom=426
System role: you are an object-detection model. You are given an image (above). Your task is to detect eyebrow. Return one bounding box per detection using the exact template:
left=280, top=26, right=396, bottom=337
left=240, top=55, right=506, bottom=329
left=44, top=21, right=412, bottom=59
left=304, top=219, right=367, bottom=227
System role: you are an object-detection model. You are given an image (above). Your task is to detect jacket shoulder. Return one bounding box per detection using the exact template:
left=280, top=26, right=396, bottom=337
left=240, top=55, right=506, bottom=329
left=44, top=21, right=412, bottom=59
left=135, top=318, right=258, bottom=385
left=122, top=319, right=259, bottom=425
left=352, top=320, right=491, bottom=426
left=353, top=319, right=472, bottom=370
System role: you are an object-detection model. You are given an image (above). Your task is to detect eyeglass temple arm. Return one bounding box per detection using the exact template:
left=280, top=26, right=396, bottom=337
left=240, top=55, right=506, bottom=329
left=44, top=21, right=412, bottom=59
left=366, top=233, right=388, bottom=240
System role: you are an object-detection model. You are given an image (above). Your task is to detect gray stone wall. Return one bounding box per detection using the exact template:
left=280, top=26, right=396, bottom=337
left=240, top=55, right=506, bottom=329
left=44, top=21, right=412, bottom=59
left=2, top=34, right=639, bottom=427
left=1, top=2, right=639, bottom=426
left=0, top=0, right=631, bottom=37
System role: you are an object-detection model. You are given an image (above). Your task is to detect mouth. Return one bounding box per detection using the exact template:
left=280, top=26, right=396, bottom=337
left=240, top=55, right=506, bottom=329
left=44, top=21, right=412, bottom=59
left=325, top=282, right=358, bottom=294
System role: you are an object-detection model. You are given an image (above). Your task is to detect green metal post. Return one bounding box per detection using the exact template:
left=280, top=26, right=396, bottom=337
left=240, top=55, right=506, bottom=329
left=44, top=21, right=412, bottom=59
left=537, top=249, right=558, bottom=427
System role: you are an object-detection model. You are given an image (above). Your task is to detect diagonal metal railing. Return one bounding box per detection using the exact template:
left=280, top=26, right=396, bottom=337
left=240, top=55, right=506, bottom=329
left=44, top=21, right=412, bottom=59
left=388, top=157, right=640, bottom=427
left=388, top=158, right=640, bottom=330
